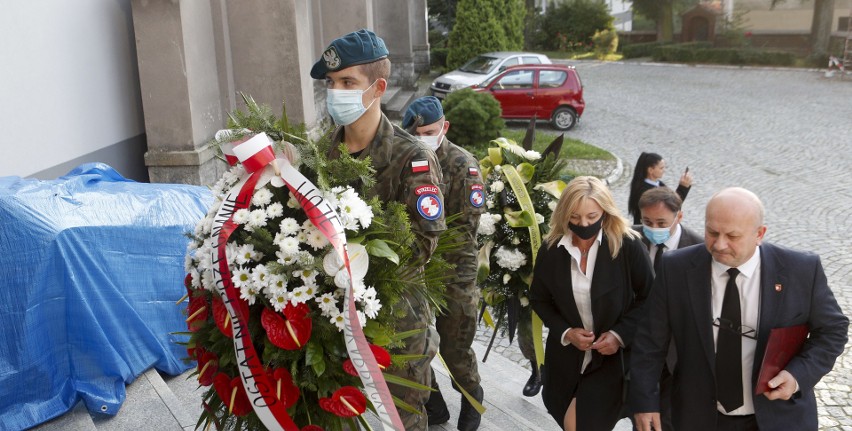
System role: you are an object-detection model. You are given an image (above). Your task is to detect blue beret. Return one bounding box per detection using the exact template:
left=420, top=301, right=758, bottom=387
left=311, top=29, right=389, bottom=79
left=402, top=96, right=444, bottom=130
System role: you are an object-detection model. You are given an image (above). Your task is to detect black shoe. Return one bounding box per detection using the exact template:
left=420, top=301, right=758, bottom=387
left=457, top=385, right=484, bottom=431
left=522, top=368, right=542, bottom=397
left=426, top=387, right=450, bottom=425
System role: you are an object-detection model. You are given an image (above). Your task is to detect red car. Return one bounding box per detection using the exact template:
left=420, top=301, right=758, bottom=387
left=474, top=64, right=585, bottom=131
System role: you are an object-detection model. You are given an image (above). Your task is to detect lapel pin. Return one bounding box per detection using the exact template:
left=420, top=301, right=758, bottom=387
left=775, top=283, right=783, bottom=292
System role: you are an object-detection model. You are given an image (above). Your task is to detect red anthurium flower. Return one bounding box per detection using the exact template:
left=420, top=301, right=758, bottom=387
left=213, top=373, right=252, bottom=417
left=197, top=350, right=219, bottom=386
left=343, top=344, right=391, bottom=376
left=261, top=304, right=312, bottom=350
left=265, top=367, right=300, bottom=408
left=186, top=296, right=208, bottom=332
left=184, top=273, right=194, bottom=289
left=301, top=426, right=324, bottom=431
left=318, top=386, right=367, bottom=417
left=211, top=296, right=249, bottom=339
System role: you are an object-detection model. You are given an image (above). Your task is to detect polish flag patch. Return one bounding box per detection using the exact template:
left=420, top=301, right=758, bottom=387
left=469, top=167, right=479, bottom=176
left=411, top=160, right=430, bottom=173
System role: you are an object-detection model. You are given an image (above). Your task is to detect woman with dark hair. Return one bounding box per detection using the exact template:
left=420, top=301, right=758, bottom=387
left=627, top=152, right=692, bottom=225
left=530, top=176, right=653, bottom=431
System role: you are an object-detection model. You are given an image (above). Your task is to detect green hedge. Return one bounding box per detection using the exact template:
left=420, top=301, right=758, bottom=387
left=651, top=44, right=795, bottom=66
left=431, top=48, right=449, bottom=69
left=622, top=41, right=672, bottom=59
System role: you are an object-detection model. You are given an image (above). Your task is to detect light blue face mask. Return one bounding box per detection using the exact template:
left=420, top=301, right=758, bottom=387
left=643, top=225, right=672, bottom=245
left=326, top=80, right=378, bottom=126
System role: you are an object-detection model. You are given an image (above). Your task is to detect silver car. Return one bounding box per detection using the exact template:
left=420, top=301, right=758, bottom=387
left=430, top=52, right=551, bottom=99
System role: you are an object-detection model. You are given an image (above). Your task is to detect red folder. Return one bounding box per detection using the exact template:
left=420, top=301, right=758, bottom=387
left=754, top=324, right=809, bottom=395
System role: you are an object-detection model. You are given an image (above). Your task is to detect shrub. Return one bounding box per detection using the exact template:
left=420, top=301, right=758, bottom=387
left=622, top=41, right=672, bottom=59
left=431, top=47, right=449, bottom=69
left=446, top=0, right=508, bottom=70
left=592, top=29, right=618, bottom=59
left=442, top=89, right=505, bottom=150
left=537, top=0, right=614, bottom=51
left=651, top=44, right=795, bottom=66
left=495, top=0, right=527, bottom=51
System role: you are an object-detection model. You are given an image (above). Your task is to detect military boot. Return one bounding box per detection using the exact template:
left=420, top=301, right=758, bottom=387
left=457, top=385, right=484, bottom=431
left=426, top=384, right=450, bottom=425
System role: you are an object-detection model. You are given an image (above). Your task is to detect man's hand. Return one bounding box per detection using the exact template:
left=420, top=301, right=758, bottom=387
left=564, top=328, right=595, bottom=351
left=764, top=370, right=798, bottom=400
left=591, top=331, right=620, bottom=356
left=634, top=412, right=661, bottom=431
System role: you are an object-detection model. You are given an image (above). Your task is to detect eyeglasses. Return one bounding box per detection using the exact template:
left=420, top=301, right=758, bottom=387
left=713, top=317, right=757, bottom=340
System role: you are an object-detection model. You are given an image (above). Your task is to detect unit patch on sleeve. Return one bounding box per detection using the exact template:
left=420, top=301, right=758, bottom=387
left=416, top=194, right=443, bottom=220
left=469, top=184, right=485, bottom=208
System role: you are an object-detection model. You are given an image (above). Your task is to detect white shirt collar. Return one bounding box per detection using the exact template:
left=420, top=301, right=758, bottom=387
left=662, top=223, right=682, bottom=250
left=644, top=178, right=660, bottom=187
left=711, top=245, right=761, bottom=279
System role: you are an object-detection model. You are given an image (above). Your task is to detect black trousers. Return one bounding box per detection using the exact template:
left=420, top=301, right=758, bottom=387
left=715, top=412, right=758, bottom=431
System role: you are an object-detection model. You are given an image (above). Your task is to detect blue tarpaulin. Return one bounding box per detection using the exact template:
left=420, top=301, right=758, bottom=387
left=0, top=163, right=213, bottom=430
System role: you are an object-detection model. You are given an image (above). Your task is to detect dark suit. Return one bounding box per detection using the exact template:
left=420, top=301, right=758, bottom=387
left=629, top=181, right=691, bottom=225
left=530, top=234, right=653, bottom=430
left=630, top=242, right=848, bottom=431
left=636, top=224, right=703, bottom=252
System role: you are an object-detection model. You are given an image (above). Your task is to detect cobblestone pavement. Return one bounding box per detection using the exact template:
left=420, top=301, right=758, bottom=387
left=473, top=60, right=852, bottom=430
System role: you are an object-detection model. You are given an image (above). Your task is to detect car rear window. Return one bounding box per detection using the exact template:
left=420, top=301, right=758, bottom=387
left=523, top=56, right=542, bottom=64
left=459, top=56, right=501, bottom=74
left=539, top=70, right=567, bottom=88
left=494, top=69, right=534, bottom=89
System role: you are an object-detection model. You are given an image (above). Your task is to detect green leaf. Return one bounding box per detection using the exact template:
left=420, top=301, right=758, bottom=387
left=365, top=239, right=400, bottom=265
left=383, top=373, right=434, bottom=392
left=515, top=162, right=536, bottom=183
left=306, top=343, right=326, bottom=376
left=389, top=328, right=426, bottom=343
left=390, top=354, right=429, bottom=366
left=504, top=209, right=535, bottom=227
left=476, top=240, right=494, bottom=284
left=392, top=395, right=422, bottom=415
left=534, top=180, right=567, bottom=199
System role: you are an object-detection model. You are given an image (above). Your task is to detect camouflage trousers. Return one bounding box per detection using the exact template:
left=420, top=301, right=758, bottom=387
left=431, top=278, right=481, bottom=395
left=387, top=291, right=438, bottom=431
left=517, top=305, right=537, bottom=367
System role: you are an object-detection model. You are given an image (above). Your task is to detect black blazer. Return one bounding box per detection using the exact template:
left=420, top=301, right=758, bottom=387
left=530, top=233, right=653, bottom=427
left=629, top=181, right=691, bottom=225
left=630, top=242, right=848, bottom=431
left=634, top=223, right=703, bottom=252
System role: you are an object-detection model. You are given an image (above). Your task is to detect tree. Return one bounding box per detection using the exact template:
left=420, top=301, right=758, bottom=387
left=538, top=0, right=614, bottom=50
left=446, top=0, right=508, bottom=70
left=772, top=0, right=835, bottom=56
left=631, top=0, right=680, bottom=42
left=496, top=0, right=527, bottom=50
left=428, top=0, right=459, bottom=30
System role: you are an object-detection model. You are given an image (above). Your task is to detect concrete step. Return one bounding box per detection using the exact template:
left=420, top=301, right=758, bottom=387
left=32, top=400, right=98, bottom=431
left=383, top=89, right=416, bottom=121
left=381, top=85, right=401, bottom=107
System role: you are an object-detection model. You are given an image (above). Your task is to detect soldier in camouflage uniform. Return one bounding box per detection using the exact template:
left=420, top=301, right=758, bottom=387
left=311, top=30, right=445, bottom=431
left=403, top=97, right=486, bottom=431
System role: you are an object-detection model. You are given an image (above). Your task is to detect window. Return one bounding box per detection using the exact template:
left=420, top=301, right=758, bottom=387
left=499, top=57, right=520, bottom=72
left=523, top=56, right=542, bottom=64
left=494, top=69, right=534, bottom=89
left=839, top=17, right=850, bottom=32
left=539, top=70, right=567, bottom=88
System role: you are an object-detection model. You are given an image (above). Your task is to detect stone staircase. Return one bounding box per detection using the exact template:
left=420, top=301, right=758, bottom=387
left=381, top=85, right=417, bottom=121
left=32, top=332, right=634, bottom=431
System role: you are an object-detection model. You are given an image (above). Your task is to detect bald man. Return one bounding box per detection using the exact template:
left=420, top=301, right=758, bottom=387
left=630, top=188, right=848, bottom=431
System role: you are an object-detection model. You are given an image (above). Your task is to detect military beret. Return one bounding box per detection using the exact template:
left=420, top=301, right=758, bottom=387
left=310, top=29, right=389, bottom=79
left=402, top=96, right=444, bottom=130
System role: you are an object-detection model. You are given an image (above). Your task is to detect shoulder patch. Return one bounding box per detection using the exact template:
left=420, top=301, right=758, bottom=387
left=416, top=194, right=443, bottom=220
left=414, top=185, right=440, bottom=196
left=411, top=160, right=429, bottom=173
left=468, top=167, right=480, bottom=176
left=469, top=187, right=485, bottom=208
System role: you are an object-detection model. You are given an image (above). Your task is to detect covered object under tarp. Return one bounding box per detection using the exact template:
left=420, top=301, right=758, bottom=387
left=0, top=163, right=213, bottom=430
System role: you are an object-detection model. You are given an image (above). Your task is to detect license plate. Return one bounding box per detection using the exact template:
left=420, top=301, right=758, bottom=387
left=432, top=91, right=445, bottom=100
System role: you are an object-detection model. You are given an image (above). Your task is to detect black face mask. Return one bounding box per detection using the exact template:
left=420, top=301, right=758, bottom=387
left=568, top=216, right=603, bottom=240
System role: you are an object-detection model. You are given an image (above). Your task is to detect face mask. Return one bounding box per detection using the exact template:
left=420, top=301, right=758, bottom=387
left=568, top=216, right=603, bottom=240
left=326, top=80, right=377, bottom=126
left=418, top=122, right=445, bottom=151
left=643, top=225, right=672, bottom=245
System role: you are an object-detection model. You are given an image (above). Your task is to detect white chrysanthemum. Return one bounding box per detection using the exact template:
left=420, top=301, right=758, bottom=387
left=289, top=285, right=312, bottom=305
left=363, top=286, right=378, bottom=301
left=477, top=213, right=501, bottom=236
left=252, top=188, right=273, bottom=207
left=494, top=246, right=528, bottom=271
left=294, top=251, right=315, bottom=266
left=302, top=284, right=317, bottom=299
left=295, top=230, right=308, bottom=244
left=520, top=296, right=530, bottom=307
left=252, top=264, right=270, bottom=286
left=266, top=274, right=287, bottom=293
left=494, top=165, right=503, bottom=173
left=247, top=209, right=268, bottom=230
left=294, top=269, right=318, bottom=286
left=279, top=217, right=300, bottom=236
left=187, top=266, right=200, bottom=286
left=329, top=310, right=345, bottom=331
left=236, top=244, right=261, bottom=265
left=363, top=297, right=382, bottom=319
left=503, top=273, right=512, bottom=284
left=316, top=293, right=338, bottom=315
left=276, top=251, right=298, bottom=266
left=356, top=310, right=368, bottom=328
left=232, top=209, right=251, bottom=225
left=279, top=236, right=301, bottom=256
left=351, top=279, right=367, bottom=301
left=225, top=241, right=240, bottom=265
left=486, top=199, right=495, bottom=209
left=201, top=269, right=216, bottom=291
left=286, top=195, right=301, bottom=209
left=305, top=229, right=329, bottom=250
left=269, top=290, right=290, bottom=312
left=525, top=150, right=541, bottom=161
left=240, top=283, right=259, bottom=305
left=232, top=266, right=252, bottom=288
left=548, top=200, right=558, bottom=211
left=338, top=192, right=373, bottom=230
left=535, top=212, right=545, bottom=225
left=184, top=253, right=195, bottom=273
left=490, top=181, right=505, bottom=193
left=265, top=202, right=284, bottom=219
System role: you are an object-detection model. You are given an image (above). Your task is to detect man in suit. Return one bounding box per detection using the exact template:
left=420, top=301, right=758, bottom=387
left=631, top=187, right=848, bottom=431
left=633, top=187, right=703, bottom=431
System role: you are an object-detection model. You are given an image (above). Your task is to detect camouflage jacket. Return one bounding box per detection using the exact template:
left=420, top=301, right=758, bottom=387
left=329, top=114, right=446, bottom=261
left=435, top=137, right=485, bottom=282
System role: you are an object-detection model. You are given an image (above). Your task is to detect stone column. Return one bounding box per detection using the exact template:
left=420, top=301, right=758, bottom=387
left=411, top=0, right=430, bottom=75
left=373, top=0, right=416, bottom=88
left=226, top=0, right=319, bottom=127
left=132, top=0, right=226, bottom=185
left=315, top=0, right=374, bottom=48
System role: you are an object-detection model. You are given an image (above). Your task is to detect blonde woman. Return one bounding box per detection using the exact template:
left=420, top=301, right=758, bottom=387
left=530, top=176, right=653, bottom=431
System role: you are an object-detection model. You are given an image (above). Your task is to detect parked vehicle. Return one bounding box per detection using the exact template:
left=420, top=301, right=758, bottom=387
left=430, top=52, right=551, bottom=99
left=473, top=63, right=584, bottom=131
